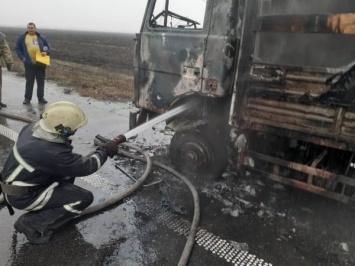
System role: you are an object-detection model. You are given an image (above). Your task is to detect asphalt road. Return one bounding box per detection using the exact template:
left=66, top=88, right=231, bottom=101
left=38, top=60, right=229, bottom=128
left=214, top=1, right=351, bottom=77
left=0, top=71, right=354, bottom=266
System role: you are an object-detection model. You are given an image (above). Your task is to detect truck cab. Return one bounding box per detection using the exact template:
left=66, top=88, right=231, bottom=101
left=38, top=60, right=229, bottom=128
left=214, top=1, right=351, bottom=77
left=132, top=0, right=355, bottom=202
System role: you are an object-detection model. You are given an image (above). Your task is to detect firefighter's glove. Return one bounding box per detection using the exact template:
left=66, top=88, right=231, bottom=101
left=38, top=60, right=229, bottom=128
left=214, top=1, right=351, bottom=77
left=6, top=63, right=12, bottom=71
left=102, top=140, right=118, bottom=158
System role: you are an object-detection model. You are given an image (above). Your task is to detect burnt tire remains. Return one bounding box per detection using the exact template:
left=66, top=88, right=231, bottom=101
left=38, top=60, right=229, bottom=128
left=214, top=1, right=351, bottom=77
left=169, top=129, right=227, bottom=179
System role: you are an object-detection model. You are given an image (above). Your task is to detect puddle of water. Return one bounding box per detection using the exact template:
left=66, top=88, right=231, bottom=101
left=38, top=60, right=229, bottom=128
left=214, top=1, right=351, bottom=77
left=103, top=237, right=144, bottom=266
left=76, top=200, right=145, bottom=265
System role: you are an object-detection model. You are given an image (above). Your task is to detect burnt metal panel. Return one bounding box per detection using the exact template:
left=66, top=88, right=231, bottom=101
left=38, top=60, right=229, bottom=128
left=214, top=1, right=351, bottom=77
left=260, top=0, right=355, bottom=16
left=137, top=32, right=206, bottom=111
left=202, top=0, right=239, bottom=97
left=245, top=123, right=353, bottom=151
left=251, top=4, right=355, bottom=68
left=249, top=64, right=285, bottom=83
left=229, top=0, right=259, bottom=126
left=232, top=0, right=355, bottom=147
left=240, top=62, right=355, bottom=147
left=135, top=0, right=209, bottom=112
left=244, top=150, right=355, bottom=203
left=245, top=165, right=349, bottom=203
left=254, top=14, right=355, bottom=34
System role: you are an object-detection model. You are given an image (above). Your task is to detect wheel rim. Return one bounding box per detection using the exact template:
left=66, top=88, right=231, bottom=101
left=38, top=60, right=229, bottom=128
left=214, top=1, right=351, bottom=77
left=179, top=140, right=212, bottom=173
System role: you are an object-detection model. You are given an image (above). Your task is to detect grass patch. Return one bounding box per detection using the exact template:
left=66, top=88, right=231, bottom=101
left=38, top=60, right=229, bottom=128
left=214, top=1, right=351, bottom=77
left=11, top=59, right=134, bottom=102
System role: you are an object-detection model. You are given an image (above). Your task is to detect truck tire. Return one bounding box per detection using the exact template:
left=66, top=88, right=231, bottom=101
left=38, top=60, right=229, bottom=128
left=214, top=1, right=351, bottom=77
left=169, top=129, right=228, bottom=180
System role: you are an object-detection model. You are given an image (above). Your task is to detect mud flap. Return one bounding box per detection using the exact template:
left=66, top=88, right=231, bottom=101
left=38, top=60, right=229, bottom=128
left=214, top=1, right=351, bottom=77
left=129, top=109, right=150, bottom=130
left=129, top=111, right=139, bottom=130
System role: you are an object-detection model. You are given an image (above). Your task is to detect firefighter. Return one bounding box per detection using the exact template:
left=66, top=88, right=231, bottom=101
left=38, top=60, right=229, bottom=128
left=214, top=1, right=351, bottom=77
left=0, top=101, right=123, bottom=244
left=0, top=32, right=14, bottom=108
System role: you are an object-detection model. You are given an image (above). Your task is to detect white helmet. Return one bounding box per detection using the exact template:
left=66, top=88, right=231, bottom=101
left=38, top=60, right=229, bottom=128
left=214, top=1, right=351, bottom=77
left=39, top=101, right=88, bottom=135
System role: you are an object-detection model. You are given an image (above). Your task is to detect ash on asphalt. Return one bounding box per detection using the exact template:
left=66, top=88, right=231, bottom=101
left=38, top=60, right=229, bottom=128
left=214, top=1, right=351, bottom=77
left=1, top=72, right=355, bottom=266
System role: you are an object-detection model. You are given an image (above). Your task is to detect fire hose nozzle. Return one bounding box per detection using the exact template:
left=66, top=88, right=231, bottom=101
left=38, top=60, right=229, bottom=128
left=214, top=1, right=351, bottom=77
left=94, top=134, right=126, bottom=150
left=113, top=134, right=126, bottom=144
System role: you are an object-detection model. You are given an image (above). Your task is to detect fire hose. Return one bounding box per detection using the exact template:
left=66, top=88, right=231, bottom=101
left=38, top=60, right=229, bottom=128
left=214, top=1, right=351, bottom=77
left=0, top=110, right=35, bottom=123
left=115, top=146, right=200, bottom=266
left=0, top=112, right=200, bottom=266
left=88, top=135, right=200, bottom=266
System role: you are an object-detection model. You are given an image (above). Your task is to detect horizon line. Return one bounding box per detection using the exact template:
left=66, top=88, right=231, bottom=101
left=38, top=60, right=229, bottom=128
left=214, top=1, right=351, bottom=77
left=0, top=25, right=137, bottom=34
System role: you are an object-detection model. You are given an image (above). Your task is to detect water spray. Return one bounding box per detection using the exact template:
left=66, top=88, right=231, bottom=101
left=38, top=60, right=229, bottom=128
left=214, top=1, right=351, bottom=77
left=124, top=102, right=192, bottom=139
left=96, top=102, right=193, bottom=150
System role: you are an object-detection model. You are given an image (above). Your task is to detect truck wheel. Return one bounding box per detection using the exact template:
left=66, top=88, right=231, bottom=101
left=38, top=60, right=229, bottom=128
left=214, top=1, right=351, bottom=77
left=169, top=130, right=228, bottom=180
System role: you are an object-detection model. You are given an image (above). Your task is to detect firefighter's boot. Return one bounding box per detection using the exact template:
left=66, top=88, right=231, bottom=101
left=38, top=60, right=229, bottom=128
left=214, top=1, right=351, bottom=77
left=14, top=214, right=53, bottom=245
left=15, top=209, right=77, bottom=245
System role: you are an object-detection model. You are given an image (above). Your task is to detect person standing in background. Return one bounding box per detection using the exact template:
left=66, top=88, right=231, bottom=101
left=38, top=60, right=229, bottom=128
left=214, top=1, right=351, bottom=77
left=16, top=22, right=50, bottom=105
left=0, top=32, right=14, bottom=109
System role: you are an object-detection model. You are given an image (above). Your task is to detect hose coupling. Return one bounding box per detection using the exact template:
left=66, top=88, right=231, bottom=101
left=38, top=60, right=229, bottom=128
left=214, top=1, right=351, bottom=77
left=113, top=134, right=126, bottom=144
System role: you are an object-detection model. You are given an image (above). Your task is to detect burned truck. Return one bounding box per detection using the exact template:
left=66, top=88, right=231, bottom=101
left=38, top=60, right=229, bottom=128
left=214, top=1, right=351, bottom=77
left=130, top=0, right=355, bottom=203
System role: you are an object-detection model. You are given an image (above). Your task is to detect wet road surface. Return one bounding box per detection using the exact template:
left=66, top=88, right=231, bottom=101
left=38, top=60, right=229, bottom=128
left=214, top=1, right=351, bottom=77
left=0, top=71, right=354, bottom=266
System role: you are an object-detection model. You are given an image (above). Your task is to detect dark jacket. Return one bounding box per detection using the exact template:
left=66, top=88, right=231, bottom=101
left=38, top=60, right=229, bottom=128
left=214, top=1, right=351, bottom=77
left=1, top=122, right=107, bottom=208
left=15, top=32, right=50, bottom=66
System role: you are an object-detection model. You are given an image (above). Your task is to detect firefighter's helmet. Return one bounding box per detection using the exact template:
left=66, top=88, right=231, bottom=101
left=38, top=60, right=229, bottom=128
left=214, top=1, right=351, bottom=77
left=39, top=101, right=88, bottom=135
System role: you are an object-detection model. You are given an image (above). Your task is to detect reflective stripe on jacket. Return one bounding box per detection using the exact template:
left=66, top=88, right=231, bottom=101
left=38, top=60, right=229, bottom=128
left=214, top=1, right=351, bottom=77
left=0, top=122, right=107, bottom=210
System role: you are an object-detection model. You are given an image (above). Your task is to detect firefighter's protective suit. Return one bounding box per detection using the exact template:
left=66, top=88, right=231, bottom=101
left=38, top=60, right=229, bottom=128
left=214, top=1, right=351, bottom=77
left=0, top=101, right=118, bottom=244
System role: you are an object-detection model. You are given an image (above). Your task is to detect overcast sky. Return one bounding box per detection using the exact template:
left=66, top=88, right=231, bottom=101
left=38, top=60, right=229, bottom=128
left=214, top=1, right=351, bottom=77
left=1, top=0, right=149, bottom=33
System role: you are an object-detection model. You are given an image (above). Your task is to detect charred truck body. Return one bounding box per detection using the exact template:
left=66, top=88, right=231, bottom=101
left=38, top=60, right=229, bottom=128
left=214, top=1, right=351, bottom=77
left=131, top=0, right=355, bottom=203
